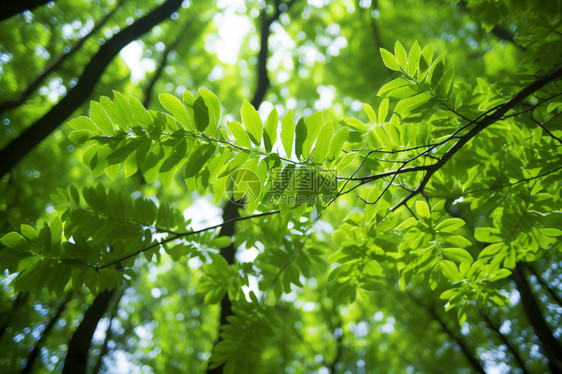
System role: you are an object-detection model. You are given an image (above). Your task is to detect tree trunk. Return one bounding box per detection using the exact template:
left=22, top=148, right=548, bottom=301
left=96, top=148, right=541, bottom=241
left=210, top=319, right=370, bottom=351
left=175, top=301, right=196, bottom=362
left=512, top=264, right=562, bottom=372
left=0, top=0, right=183, bottom=179
left=0, top=0, right=55, bottom=21
left=62, top=290, right=114, bottom=374
left=91, top=290, right=122, bottom=374
left=0, top=291, right=29, bottom=340
left=411, top=296, right=486, bottom=374
left=479, top=310, right=531, bottom=374
left=143, top=19, right=191, bottom=108
left=21, top=292, right=72, bottom=374
left=524, top=263, right=562, bottom=307
left=206, top=3, right=293, bottom=372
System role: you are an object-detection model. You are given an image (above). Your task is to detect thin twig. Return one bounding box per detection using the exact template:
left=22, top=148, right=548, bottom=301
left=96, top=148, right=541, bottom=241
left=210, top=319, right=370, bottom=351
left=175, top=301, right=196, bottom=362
left=95, top=210, right=280, bottom=270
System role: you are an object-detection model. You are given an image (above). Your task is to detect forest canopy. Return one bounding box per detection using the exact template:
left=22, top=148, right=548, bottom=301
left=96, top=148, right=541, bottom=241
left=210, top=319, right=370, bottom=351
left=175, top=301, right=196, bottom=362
left=0, top=0, right=561, bottom=373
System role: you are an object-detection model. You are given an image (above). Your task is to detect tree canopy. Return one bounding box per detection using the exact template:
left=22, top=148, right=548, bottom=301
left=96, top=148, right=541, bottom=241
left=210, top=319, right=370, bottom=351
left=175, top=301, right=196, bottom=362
left=0, top=0, right=561, bottom=373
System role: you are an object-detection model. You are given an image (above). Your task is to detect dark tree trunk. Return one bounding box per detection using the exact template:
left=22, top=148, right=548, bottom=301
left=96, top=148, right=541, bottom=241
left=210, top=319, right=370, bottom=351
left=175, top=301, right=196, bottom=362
left=21, top=292, right=72, bottom=374
left=143, top=20, right=191, bottom=108
left=480, top=310, right=531, bottom=374
left=512, top=264, right=562, bottom=372
left=328, top=319, right=343, bottom=374
left=0, top=0, right=55, bottom=21
left=411, top=296, right=486, bottom=374
left=524, top=263, right=562, bottom=307
left=91, top=290, right=122, bottom=374
left=206, top=3, right=295, bottom=372
left=457, top=0, right=525, bottom=51
left=206, top=200, right=238, bottom=374
left=0, top=0, right=183, bottom=179
left=0, top=291, right=29, bottom=340
left=62, top=290, right=114, bottom=374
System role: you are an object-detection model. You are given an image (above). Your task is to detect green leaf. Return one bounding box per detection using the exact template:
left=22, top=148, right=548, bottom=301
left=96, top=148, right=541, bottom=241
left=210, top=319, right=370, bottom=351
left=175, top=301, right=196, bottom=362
left=294, top=117, right=306, bottom=160
left=123, top=151, right=138, bottom=177
left=185, top=143, right=216, bottom=179
left=489, top=268, right=512, bottom=282
left=1, top=232, right=26, bottom=248
left=211, top=236, right=232, bottom=248
left=68, top=116, right=99, bottom=133
left=89, top=101, right=113, bottom=134
left=377, top=78, right=409, bottom=97
left=408, top=41, right=421, bottom=77
left=129, top=96, right=153, bottom=127
left=193, top=96, right=209, bottom=132
left=69, top=185, right=80, bottom=205
left=49, top=217, right=62, bottom=256
left=396, top=217, right=418, bottom=230
left=363, top=104, right=377, bottom=123
left=439, top=288, right=459, bottom=300
left=112, top=91, right=133, bottom=125
left=159, top=93, right=192, bottom=130
left=327, top=126, right=348, bottom=162
left=182, top=89, right=196, bottom=106
left=436, top=69, right=454, bottom=97
left=281, top=110, right=294, bottom=157
left=419, top=44, right=433, bottom=79
left=20, top=225, right=37, bottom=241
left=241, top=100, right=262, bottom=146
left=228, top=121, right=252, bottom=148
left=198, top=88, right=221, bottom=135
left=394, top=41, right=407, bottom=71
left=428, top=56, right=445, bottom=87
left=263, top=108, right=278, bottom=153
left=415, top=200, right=431, bottom=219
left=394, top=92, right=432, bottom=117
left=540, top=228, right=562, bottom=237
left=69, top=130, right=92, bottom=144
left=478, top=242, right=504, bottom=258
left=380, top=48, right=400, bottom=71
left=160, top=139, right=188, bottom=173
left=474, top=227, right=502, bottom=242
left=440, top=260, right=460, bottom=282
left=302, top=112, right=323, bottom=159
left=99, top=96, right=127, bottom=131
left=442, top=248, right=473, bottom=263
left=378, top=98, right=389, bottom=123
left=435, top=218, right=465, bottom=233
left=443, top=235, right=472, bottom=248
left=312, top=120, right=334, bottom=163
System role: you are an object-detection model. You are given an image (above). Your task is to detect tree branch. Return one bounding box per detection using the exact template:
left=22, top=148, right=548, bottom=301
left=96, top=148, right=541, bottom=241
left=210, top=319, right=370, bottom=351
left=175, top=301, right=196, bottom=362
left=411, top=296, right=486, bottom=374
left=479, top=310, right=531, bottom=374
left=0, top=291, right=29, bottom=340
left=524, top=263, right=562, bottom=307
left=512, top=264, right=562, bottom=371
left=95, top=210, right=280, bottom=271
left=0, top=0, right=123, bottom=117
left=91, top=289, right=123, bottom=374
left=457, top=0, right=525, bottom=51
left=208, top=2, right=296, bottom=372
left=0, top=0, right=55, bottom=21
left=62, top=289, right=115, bottom=374
left=250, top=0, right=296, bottom=108
left=143, top=19, right=192, bottom=108
left=391, top=64, right=562, bottom=211
left=0, top=0, right=183, bottom=179
left=21, top=292, right=72, bottom=374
